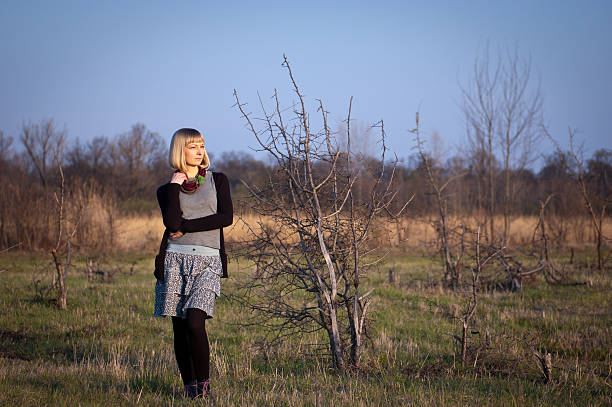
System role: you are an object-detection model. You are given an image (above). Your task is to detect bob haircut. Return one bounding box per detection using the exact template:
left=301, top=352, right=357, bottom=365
left=168, top=128, right=210, bottom=173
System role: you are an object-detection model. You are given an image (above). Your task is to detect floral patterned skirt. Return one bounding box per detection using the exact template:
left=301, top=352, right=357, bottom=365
left=154, top=251, right=222, bottom=319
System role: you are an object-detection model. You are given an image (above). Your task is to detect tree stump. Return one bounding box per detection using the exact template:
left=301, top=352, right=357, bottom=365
left=535, top=351, right=552, bottom=383
left=388, top=268, right=396, bottom=284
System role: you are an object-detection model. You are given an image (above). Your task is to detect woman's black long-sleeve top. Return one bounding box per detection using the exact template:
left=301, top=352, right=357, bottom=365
left=155, top=172, right=233, bottom=279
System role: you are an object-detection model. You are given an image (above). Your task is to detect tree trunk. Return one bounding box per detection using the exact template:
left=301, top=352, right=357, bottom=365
left=350, top=293, right=361, bottom=366
left=51, top=249, right=67, bottom=310
left=596, top=228, right=603, bottom=271
left=461, top=320, right=468, bottom=364
left=327, top=304, right=345, bottom=370
left=504, top=129, right=511, bottom=243
left=487, top=119, right=495, bottom=243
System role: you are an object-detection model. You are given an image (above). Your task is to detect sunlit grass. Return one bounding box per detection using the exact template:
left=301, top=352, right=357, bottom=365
left=114, top=213, right=612, bottom=254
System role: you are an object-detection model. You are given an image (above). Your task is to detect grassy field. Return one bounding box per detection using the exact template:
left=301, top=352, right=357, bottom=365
left=0, top=250, right=610, bottom=406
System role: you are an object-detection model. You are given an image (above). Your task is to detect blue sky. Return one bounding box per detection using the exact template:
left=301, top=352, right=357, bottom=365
left=1, top=0, right=611, bottom=167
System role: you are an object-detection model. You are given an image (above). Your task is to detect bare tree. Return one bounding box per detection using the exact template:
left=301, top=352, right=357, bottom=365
left=115, top=123, right=162, bottom=172
left=233, top=55, right=409, bottom=370
left=498, top=49, right=543, bottom=242
left=461, top=48, right=499, bottom=243
left=548, top=130, right=610, bottom=271
left=0, top=131, right=14, bottom=247
left=20, top=119, right=66, bottom=190
left=453, top=227, right=500, bottom=364
left=0, top=131, right=13, bottom=163
left=49, top=148, right=83, bottom=309
left=87, top=136, right=111, bottom=169
left=531, top=195, right=564, bottom=283
left=414, top=113, right=466, bottom=289
left=462, top=46, right=543, bottom=243
left=51, top=157, right=68, bottom=309
left=98, top=124, right=166, bottom=199
left=416, top=129, right=499, bottom=359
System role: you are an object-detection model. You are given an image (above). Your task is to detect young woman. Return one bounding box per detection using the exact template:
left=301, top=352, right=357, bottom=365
left=153, top=128, right=233, bottom=398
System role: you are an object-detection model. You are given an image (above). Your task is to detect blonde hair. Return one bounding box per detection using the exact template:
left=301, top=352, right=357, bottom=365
left=168, top=128, right=210, bottom=173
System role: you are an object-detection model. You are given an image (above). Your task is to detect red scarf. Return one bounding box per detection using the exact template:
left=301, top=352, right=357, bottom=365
left=180, top=167, right=207, bottom=194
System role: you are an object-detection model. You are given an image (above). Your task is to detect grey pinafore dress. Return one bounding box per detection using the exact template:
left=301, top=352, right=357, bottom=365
left=153, top=172, right=222, bottom=319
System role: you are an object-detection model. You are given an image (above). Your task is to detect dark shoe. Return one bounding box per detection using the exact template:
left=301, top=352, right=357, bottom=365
left=184, top=383, right=198, bottom=399
left=196, top=379, right=210, bottom=398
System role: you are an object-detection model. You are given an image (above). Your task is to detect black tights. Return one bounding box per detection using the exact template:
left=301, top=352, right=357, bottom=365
left=172, top=309, right=210, bottom=384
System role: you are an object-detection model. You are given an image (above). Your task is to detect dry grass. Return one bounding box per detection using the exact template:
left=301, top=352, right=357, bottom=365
left=115, top=212, right=165, bottom=252
left=115, top=213, right=612, bottom=252
left=379, top=215, right=612, bottom=247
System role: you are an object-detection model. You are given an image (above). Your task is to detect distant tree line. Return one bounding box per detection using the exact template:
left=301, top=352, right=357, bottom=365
left=0, top=118, right=609, bottom=251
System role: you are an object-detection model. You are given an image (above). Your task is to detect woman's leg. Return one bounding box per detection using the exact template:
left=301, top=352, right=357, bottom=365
left=185, top=308, right=210, bottom=382
left=171, top=316, right=196, bottom=384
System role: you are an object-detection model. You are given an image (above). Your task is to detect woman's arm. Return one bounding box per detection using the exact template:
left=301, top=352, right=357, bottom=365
left=180, top=172, right=234, bottom=233
left=157, top=183, right=183, bottom=233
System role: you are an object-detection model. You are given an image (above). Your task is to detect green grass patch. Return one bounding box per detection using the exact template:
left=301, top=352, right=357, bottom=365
left=0, top=251, right=610, bottom=406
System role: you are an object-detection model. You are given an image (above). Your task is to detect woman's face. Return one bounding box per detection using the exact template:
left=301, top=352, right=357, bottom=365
left=183, top=139, right=205, bottom=167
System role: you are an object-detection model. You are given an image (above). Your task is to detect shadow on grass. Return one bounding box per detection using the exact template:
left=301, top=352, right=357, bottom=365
left=129, top=375, right=178, bottom=398
left=0, top=319, right=111, bottom=362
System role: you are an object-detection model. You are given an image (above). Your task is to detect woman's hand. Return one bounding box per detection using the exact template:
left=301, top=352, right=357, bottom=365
left=169, top=231, right=184, bottom=240
left=170, top=172, right=187, bottom=185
